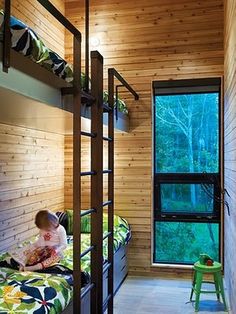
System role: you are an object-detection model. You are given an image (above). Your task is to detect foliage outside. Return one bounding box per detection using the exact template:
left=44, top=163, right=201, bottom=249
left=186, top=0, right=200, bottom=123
left=154, top=93, right=219, bottom=264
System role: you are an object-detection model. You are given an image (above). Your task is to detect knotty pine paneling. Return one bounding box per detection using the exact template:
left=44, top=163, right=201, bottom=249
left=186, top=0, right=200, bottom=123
left=224, top=0, right=236, bottom=312
left=0, top=0, right=65, bottom=57
left=0, top=123, right=64, bottom=252
left=65, top=0, right=224, bottom=276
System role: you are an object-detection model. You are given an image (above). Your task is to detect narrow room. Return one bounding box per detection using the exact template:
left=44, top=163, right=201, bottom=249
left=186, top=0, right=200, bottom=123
left=0, top=0, right=235, bottom=313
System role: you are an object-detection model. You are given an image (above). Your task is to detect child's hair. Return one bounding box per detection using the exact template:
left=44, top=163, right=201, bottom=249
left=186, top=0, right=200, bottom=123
left=35, top=210, right=59, bottom=229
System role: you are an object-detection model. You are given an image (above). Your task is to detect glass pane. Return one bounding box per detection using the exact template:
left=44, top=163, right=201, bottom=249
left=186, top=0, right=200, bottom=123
left=155, top=93, right=219, bottom=173
left=161, top=183, right=214, bottom=213
left=154, top=222, right=219, bottom=264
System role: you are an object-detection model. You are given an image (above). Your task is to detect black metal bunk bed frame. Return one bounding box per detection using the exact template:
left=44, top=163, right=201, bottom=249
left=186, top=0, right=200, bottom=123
left=2, top=0, right=139, bottom=313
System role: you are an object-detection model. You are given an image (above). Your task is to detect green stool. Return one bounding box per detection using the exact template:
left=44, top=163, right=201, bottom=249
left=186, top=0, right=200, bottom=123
left=190, top=261, right=228, bottom=312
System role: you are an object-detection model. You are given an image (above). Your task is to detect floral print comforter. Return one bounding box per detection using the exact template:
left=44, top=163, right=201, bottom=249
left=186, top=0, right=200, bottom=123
left=0, top=215, right=131, bottom=313
left=0, top=267, right=72, bottom=314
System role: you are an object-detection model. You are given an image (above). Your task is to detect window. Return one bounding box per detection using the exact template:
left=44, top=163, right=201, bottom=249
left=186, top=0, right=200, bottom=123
left=153, top=78, right=221, bottom=265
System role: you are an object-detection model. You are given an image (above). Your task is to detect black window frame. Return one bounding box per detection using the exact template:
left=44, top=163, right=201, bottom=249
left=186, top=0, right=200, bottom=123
left=153, top=77, right=222, bottom=264
left=154, top=173, right=221, bottom=222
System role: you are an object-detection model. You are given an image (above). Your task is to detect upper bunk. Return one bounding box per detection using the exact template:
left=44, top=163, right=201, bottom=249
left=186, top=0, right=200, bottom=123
left=0, top=0, right=139, bottom=134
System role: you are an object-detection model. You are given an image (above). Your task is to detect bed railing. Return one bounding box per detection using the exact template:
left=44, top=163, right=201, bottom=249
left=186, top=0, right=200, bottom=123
left=111, top=68, right=139, bottom=120
left=3, top=0, right=11, bottom=72
left=2, top=0, right=82, bottom=72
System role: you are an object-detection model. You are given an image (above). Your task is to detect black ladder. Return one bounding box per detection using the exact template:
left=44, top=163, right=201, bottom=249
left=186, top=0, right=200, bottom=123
left=73, top=51, right=115, bottom=314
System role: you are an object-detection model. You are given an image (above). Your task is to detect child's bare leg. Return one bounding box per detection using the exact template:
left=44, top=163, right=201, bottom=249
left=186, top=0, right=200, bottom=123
left=24, top=254, right=60, bottom=271
left=24, top=263, right=43, bottom=271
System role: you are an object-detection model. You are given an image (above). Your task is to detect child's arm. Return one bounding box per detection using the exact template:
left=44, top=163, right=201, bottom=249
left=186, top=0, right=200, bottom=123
left=55, top=226, right=67, bottom=255
left=23, top=232, right=45, bottom=254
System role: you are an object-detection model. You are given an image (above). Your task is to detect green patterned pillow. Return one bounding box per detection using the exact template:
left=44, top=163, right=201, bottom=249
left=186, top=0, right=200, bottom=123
left=66, top=209, right=73, bottom=234
left=81, top=214, right=91, bottom=233
left=65, top=209, right=91, bottom=234
left=64, top=210, right=130, bottom=236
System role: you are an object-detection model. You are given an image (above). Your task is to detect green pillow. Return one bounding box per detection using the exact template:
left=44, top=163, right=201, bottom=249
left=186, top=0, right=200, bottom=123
left=64, top=210, right=130, bottom=236
left=66, top=209, right=73, bottom=234
left=81, top=214, right=91, bottom=233
left=65, top=209, right=91, bottom=234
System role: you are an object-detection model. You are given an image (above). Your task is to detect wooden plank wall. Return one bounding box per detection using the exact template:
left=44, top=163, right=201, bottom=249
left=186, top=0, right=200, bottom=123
left=224, top=0, right=236, bottom=312
left=64, top=136, right=91, bottom=209
left=0, top=0, right=65, bottom=57
left=0, top=123, right=64, bottom=252
left=64, top=135, right=109, bottom=210
left=0, top=0, right=66, bottom=252
left=65, top=0, right=224, bottom=276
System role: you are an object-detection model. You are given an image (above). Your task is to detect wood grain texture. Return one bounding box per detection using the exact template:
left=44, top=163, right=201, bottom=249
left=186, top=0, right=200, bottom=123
left=64, top=135, right=109, bottom=210
left=65, top=0, right=224, bottom=276
left=224, top=0, right=236, bottom=313
left=0, top=123, right=64, bottom=252
left=0, top=0, right=65, bottom=57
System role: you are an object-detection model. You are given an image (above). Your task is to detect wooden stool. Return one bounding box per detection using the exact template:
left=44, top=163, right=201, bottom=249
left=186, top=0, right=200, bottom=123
left=190, top=261, right=228, bottom=312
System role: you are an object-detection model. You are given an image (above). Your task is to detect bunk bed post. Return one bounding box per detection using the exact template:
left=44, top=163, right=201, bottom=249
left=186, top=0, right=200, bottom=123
left=85, top=0, right=89, bottom=92
left=90, top=50, right=104, bottom=314
left=73, top=35, right=82, bottom=314
left=108, top=68, right=115, bottom=314
left=3, top=0, right=11, bottom=72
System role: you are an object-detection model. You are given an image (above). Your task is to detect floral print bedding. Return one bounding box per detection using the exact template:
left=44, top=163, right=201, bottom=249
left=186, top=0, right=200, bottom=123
left=0, top=10, right=128, bottom=114
left=0, top=214, right=131, bottom=313
left=0, top=267, right=72, bottom=314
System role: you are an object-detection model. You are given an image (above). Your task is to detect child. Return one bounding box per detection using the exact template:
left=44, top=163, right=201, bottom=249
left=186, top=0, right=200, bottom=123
left=7, top=210, right=67, bottom=271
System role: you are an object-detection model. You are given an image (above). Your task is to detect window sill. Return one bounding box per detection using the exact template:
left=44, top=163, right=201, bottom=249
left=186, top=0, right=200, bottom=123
left=151, top=263, right=194, bottom=270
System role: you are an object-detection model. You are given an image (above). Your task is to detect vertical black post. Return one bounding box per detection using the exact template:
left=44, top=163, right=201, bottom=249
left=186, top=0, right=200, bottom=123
left=73, top=35, right=82, bottom=314
left=85, top=0, right=89, bottom=92
left=3, top=0, right=11, bottom=72
left=108, top=68, right=114, bottom=314
left=115, top=85, right=120, bottom=121
left=90, top=51, right=104, bottom=314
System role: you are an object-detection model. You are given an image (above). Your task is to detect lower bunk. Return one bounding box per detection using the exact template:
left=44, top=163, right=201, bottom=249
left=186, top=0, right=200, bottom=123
left=0, top=214, right=131, bottom=313
left=0, top=244, right=128, bottom=314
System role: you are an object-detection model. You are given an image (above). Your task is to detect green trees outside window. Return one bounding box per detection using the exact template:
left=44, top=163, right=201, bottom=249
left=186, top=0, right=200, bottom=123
left=153, top=88, right=220, bottom=265
left=155, top=93, right=219, bottom=175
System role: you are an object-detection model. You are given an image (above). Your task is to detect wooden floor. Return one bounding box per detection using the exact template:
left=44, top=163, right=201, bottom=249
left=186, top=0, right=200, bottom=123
left=114, top=276, right=229, bottom=314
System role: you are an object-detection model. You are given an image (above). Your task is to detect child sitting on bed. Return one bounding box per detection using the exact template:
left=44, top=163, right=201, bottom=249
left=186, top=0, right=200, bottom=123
left=4, top=210, right=67, bottom=272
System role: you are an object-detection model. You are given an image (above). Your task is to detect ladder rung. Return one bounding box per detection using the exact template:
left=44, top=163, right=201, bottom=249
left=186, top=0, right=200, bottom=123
left=103, top=169, right=112, bottom=174
left=81, top=283, right=95, bottom=299
left=80, top=245, right=95, bottom=258
left=103, top=104, right=112, bottom=112
left=103, top=294, right=112, bottom=312
left=103, top=136, right=113, bottom=142
left=103, top=231, right=112, bottom=240
left=103, top=262, right=112, bottom=274
left=81, top=208, right=96, bottom=217
left=103, top=200, right=112, bottom=207
left=81, top=131, right=97, bottom=138
left=81, top=171, right=96, bottom=176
